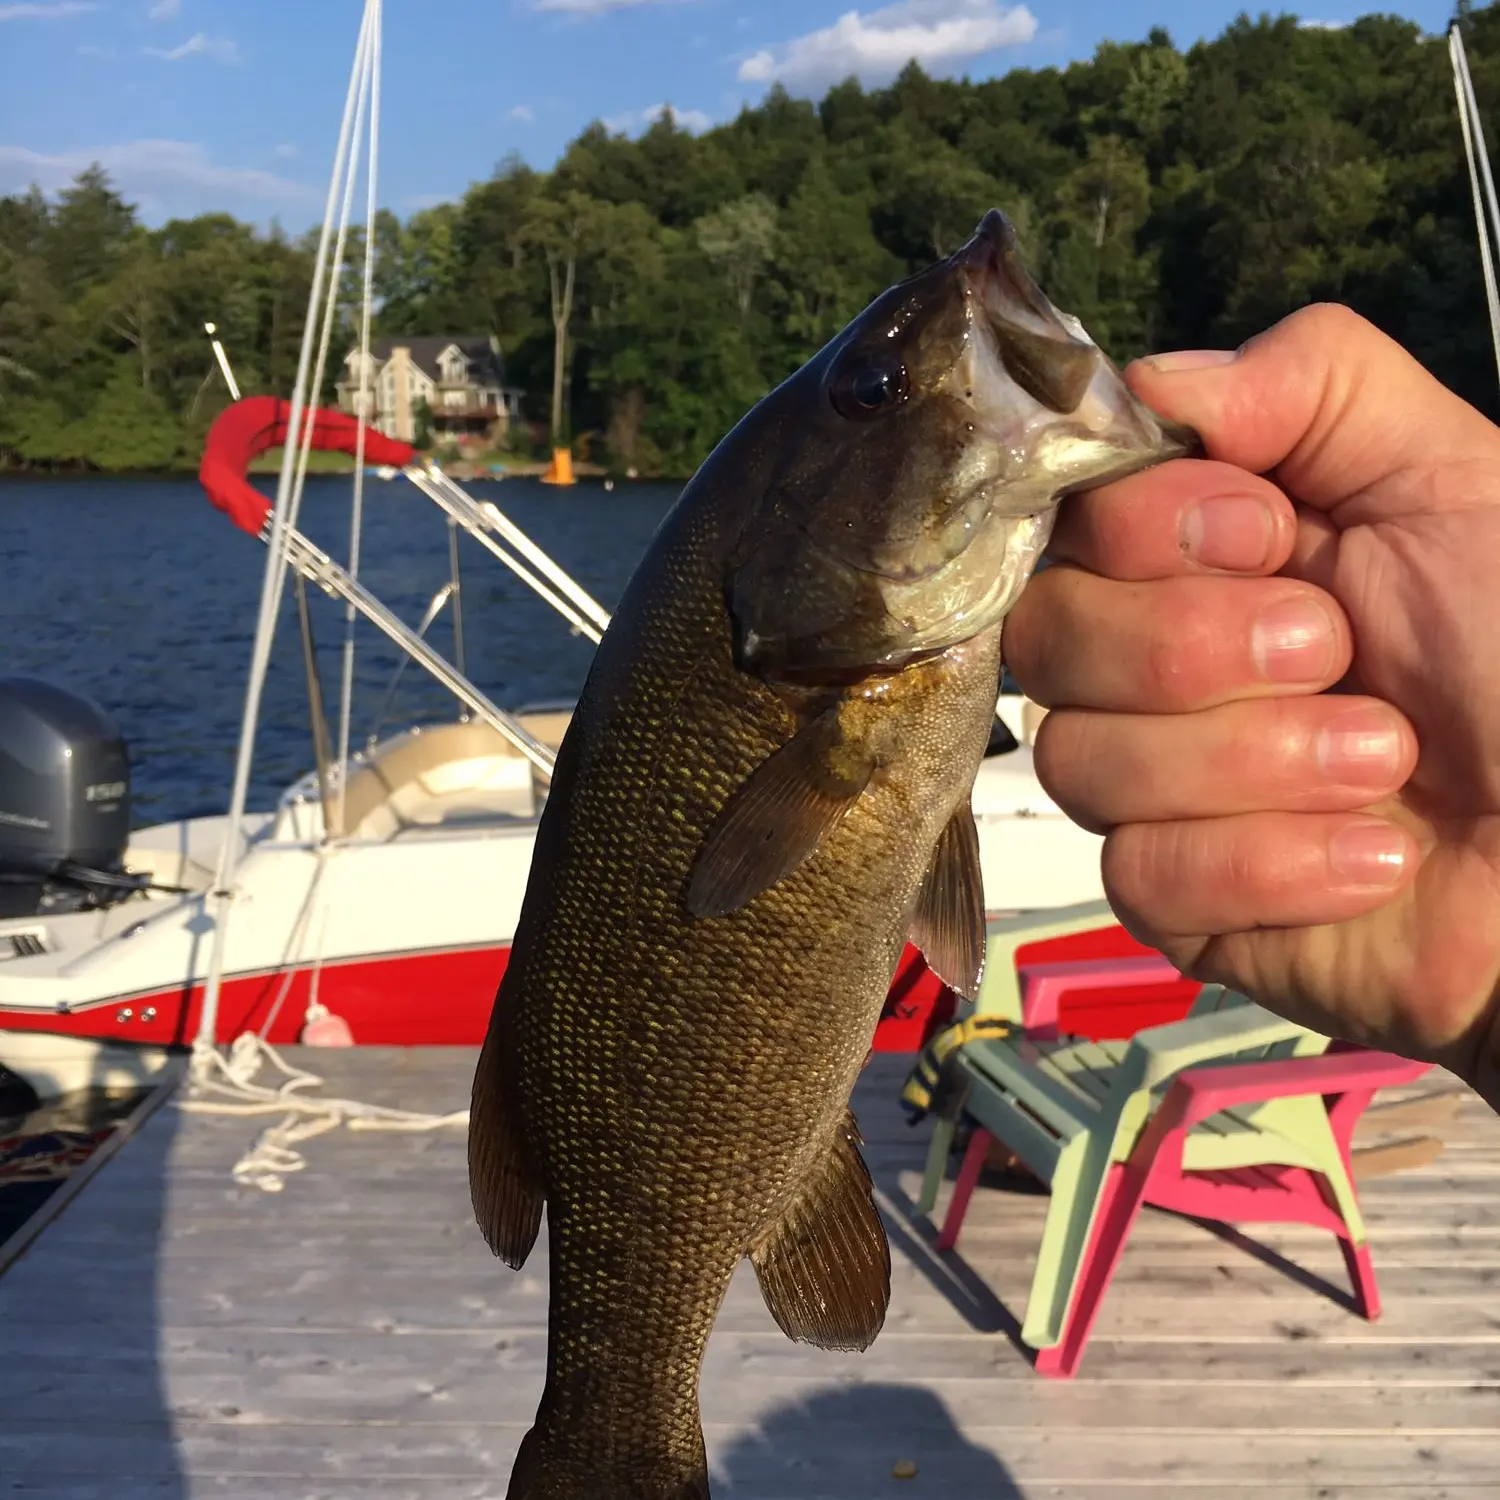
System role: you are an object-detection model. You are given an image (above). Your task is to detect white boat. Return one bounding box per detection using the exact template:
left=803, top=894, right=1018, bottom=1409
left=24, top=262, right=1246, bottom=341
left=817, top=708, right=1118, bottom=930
left=0, top=656, right=1102, bottom=1053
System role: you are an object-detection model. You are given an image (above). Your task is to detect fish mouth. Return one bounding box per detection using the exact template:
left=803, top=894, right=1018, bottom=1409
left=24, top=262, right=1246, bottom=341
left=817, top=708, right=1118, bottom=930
left=957, top=211, right=1105, bottom=419
left=953, top=208, right=1203, bottom=485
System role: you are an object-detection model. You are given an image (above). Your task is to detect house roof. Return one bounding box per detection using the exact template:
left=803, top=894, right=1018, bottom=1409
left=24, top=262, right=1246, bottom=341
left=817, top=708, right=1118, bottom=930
left=361, top=336, right=508, bottom=385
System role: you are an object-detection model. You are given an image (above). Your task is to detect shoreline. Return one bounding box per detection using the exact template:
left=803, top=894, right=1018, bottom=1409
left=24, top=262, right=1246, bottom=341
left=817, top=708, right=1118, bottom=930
left=0, top=455, right=646, bottom=484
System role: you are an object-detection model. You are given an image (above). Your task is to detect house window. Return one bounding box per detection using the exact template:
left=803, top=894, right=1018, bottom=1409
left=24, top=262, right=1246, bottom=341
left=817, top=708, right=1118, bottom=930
left=441, top=350, right=468, bottom=386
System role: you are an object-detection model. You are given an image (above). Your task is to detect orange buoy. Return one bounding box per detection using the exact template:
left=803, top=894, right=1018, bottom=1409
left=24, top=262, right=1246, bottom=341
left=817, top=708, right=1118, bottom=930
left=540, top=446, right=576, bottom=486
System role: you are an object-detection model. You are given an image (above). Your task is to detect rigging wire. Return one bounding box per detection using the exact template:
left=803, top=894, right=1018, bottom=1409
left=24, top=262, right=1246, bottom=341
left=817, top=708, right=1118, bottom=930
left=193, top=0, right=378, bottom=1072
left=336, top=0, right=384, bottom=838
left=1451, top=25, right=1500, bottom=392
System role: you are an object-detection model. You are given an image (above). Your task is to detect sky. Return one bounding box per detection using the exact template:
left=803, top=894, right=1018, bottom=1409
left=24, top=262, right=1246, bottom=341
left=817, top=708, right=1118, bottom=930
left=0, top=0, right=1468, bottom=228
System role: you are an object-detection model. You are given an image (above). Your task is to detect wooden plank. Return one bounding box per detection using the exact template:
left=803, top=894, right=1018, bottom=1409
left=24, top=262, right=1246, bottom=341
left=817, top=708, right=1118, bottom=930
left=5, top=1263, right=1498, bottom=1341
left=6, top=1325, right=1500, bottom=1386
left=6, top=1483, right=1495, bottom=1500
left=4, top=1358, right=1498, bottom=1431
left=5, top=1423, right=1500, bottom=1484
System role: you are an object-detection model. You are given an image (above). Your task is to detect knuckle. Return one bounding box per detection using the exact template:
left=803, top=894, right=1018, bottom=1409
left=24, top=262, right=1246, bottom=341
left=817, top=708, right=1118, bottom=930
left=1032, top=712, right=1111, bottom=835
left=1278, top=301, right=1369, bottom=350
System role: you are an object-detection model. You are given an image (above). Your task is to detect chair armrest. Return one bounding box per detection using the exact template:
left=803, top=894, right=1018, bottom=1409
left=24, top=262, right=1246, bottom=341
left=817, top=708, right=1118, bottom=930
left=1167, top=1049, right=1433, bottom=1131
left=971, top=900, right=1119, bottom=1022
left=1127, top=998, right=1315, bottom=1088
left=1019, top=954, right=1185, bottom=1034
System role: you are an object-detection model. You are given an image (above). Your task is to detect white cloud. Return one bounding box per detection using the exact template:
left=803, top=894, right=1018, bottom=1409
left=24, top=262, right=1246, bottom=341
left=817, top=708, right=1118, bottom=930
left=507, top=104, right=535, bottom=123
left=604, top=102, right=713, bottom=135
left=739, top=0, right=1036, bottom=92
left=0, top=2, right=99, bottom=17
left=1298, top=17, right=1349, bottom=28
left=530, top=0, right=691, bottom=13
left=143, top=29, right=239, bottom=62
left=147, top=0, right=181, bottom=18
left=0, top=140, right=319, bottom=217
left=645, top=102, right=712, bottom=133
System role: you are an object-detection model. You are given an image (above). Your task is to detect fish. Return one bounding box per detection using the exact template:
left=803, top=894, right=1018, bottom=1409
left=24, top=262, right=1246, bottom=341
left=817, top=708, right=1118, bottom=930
left=469, top=207, right=1199, bottom=1500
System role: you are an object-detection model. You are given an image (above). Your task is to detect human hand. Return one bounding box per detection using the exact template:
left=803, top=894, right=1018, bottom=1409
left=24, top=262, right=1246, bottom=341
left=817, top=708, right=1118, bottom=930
left=1003, top=303, right=1500, bottom=1108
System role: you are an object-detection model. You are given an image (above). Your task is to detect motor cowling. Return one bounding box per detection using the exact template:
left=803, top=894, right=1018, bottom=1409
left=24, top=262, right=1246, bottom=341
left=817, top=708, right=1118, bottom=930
left=0, top=678, right=132, bottom=919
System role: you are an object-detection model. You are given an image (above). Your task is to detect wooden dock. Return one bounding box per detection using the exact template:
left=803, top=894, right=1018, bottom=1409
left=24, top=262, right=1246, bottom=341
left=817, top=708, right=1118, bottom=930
left=1, top=1047, right=1497, bottom=1498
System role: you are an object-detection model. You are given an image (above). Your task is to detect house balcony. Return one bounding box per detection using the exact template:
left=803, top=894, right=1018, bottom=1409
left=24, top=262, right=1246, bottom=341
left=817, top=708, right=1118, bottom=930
left=432, top=399, right=500, bottom=418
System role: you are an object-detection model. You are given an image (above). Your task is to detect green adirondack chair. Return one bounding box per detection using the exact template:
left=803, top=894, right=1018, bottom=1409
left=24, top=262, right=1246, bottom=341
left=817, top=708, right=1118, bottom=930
left=915, top=899, right=1118, bottom=1216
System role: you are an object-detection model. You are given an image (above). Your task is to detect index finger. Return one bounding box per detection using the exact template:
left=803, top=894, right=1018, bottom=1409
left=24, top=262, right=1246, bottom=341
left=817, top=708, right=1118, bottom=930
left=1050, top=458, right=1298, bottom=582
left=1124, top=303, right=1500, bottom=524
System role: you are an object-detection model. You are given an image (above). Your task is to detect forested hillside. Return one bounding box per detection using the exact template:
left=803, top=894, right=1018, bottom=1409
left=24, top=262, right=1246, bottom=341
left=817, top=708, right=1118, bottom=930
left=3, top=7, right=1498, bottom=476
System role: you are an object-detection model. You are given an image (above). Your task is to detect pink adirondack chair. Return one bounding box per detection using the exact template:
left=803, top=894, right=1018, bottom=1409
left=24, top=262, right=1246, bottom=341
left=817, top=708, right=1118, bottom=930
left=1035, top=1045, right=1432, bottom=1377
left=1017, top=954, right=1187, bottom=1041
left=928, top=953, right=1433, bottom=1378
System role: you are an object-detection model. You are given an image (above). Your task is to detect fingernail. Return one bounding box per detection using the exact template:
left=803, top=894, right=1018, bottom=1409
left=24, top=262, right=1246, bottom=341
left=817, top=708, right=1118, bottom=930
left=1316, top=709, right=1404, bottom=787
left=1180, top=495, right=1274, bottom=571
left=1142, top=349, right=1240, bottom=374
left=1252, top=598, right=1337, bottom=683
left=1329, top=821, right=1409, bottom=886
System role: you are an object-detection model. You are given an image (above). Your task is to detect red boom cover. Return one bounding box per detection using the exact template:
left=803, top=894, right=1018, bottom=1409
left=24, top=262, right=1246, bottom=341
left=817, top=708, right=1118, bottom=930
left=199, top=396, right=416, bottom=536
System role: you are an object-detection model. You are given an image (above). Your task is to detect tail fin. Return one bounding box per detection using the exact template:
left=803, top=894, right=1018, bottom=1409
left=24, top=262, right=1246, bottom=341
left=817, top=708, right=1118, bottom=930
left=506, top=1419, right=711, bottom=1500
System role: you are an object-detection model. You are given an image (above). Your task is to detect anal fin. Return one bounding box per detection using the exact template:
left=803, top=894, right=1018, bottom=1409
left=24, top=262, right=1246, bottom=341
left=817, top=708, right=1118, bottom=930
left=686, top=708, right=874, bottom=919
left=909, top=802, right=986, bottom=999
left=469, top=1011, right=544, bottom=1270
left=749, top=1109, right=891, bottom=1352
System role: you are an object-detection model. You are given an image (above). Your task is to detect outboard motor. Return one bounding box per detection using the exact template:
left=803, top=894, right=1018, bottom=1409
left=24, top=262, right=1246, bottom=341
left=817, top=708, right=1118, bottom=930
left=0, top=678, right=134, bottom=919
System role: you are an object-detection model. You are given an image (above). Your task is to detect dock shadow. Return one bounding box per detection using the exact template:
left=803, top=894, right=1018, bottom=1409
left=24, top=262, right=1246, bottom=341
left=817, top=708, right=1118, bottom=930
left=714, top=1382, right=1023, bottom=1499
left=0, top=1066, right=187, bottom=1499
left=848, top=1067, right=1032, bottom=1356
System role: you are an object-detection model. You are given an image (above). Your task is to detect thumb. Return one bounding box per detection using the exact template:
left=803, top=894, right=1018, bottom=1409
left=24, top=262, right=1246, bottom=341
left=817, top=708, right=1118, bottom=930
left=1125, top=303, right=1500, bottom=516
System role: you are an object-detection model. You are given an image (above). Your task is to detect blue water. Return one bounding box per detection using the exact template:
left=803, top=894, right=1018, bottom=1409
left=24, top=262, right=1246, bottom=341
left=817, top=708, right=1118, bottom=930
left=0, top=473, right=679, bottom=826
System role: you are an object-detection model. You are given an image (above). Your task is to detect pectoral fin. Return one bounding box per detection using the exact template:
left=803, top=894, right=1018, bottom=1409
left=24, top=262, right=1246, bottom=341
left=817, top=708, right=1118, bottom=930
left=749, top=1109, right=891, bottom=1352
left=909, top=802, right=986, bottom=999
left=468, top=1012, right=544, bottom=1270
left=685, top=709, right=875, bottom=919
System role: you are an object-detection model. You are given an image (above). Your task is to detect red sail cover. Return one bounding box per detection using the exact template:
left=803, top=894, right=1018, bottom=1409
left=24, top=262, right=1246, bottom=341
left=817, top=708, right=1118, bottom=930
left=198, top=396, right=417, bottom=536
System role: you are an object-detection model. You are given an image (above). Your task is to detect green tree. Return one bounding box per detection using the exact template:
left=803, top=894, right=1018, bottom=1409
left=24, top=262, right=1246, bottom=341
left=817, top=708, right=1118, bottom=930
left=79, top=363, right=180, bottom=470
left=695, top=192, right=778, bottom=318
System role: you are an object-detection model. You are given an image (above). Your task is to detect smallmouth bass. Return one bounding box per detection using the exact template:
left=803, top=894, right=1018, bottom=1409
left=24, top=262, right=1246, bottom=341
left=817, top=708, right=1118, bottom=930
left=470, top=209, right=1197, bottom=1499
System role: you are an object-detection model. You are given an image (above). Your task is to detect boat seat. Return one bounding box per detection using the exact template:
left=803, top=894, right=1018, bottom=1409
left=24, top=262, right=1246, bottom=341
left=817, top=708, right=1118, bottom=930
left=338, top=715, right=569, bottom=840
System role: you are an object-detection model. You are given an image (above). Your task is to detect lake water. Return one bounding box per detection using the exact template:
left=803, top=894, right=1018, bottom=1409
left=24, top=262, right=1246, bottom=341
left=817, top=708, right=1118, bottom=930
left=0, top=473, right=680, bottom=827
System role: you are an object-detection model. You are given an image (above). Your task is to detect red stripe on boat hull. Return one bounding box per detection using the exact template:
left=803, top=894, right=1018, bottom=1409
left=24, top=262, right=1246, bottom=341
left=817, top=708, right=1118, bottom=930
left=0, top=942, right=960, bottom=1053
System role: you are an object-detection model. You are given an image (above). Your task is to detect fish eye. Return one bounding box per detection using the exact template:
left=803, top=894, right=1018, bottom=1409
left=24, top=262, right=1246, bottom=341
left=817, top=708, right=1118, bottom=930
left=829, top=354, right=910, bottom=421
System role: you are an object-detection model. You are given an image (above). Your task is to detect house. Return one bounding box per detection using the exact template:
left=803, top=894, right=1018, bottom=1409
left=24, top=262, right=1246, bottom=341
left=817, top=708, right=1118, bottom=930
left=336, top=336, right=524, bottom=450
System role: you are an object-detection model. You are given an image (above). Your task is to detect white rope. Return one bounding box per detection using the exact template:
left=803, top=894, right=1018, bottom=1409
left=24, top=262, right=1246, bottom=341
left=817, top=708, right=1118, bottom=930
left=193, top=0, right=379, bottom=1068
left=336, top=0, right=382, bottom=838
left=178, top=1034, right=467, bottom=1194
